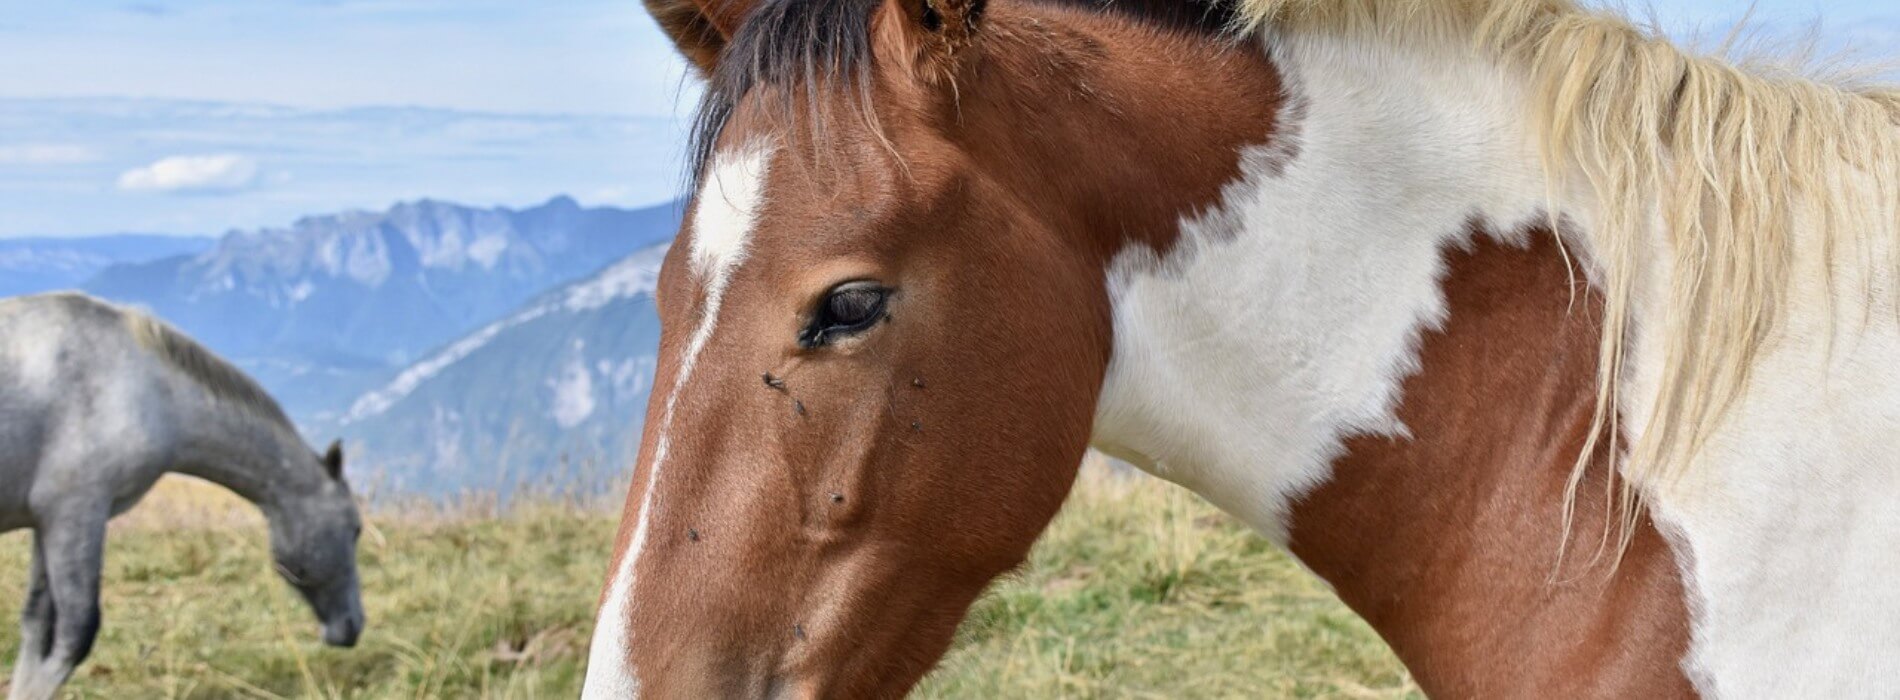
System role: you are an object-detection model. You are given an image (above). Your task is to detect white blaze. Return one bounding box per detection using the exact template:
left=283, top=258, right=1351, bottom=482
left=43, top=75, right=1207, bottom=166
left=582, top=143, right=775, bottom=699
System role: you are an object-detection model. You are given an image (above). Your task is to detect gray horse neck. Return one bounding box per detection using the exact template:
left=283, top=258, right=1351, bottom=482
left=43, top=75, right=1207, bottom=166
left=170, top=399, right=322, bottom=511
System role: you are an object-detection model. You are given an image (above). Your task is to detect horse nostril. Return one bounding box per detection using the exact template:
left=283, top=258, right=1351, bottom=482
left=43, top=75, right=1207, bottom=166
left=324, top=614, right=363, bottom=648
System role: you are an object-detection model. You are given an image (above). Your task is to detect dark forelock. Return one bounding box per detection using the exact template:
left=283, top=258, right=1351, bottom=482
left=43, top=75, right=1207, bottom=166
left=684, top=0, right=1237, bottom=183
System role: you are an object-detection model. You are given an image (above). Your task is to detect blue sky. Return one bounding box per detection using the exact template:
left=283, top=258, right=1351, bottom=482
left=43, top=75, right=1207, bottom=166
left=0, top=0, right=1894, bottom=238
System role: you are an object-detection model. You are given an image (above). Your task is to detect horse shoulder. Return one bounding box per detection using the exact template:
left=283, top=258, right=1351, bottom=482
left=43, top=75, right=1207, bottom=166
left=1, top=296, right=178, bottom=521
left=1640, top=234, right=1900, bottom=694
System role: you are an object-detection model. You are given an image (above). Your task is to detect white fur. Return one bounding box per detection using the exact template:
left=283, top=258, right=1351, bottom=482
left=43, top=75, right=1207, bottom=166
left=583, top=143, right=775, bottom=700
left=1626, top=185, right=1900, bottom=696
left=1091, top=31, right=1554, bottom=543
left=1094, top=27, right=1900, bottom=697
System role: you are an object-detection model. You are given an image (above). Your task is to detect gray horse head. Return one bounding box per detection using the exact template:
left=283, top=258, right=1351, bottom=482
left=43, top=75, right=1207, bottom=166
left=267, top=440, right=365, bottom=647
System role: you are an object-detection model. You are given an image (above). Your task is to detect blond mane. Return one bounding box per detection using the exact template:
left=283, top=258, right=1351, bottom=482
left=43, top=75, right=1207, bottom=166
left=124, top=310, right=296, bottom=430
left=1235, top=0, right=1900, bottom=550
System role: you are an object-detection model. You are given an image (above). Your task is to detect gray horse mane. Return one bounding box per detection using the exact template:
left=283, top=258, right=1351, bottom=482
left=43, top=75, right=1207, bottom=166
left=122, top=309, right=295, bottom=430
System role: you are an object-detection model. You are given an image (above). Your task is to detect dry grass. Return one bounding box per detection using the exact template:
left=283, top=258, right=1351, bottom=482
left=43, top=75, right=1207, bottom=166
left=916, top=467, right=1416, bottom=699
left=0, top=467, right=1413, bottom=698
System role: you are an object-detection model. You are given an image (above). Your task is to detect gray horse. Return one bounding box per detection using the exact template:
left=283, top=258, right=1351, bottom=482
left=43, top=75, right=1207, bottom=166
left=0, top=292, right=364, bottom=700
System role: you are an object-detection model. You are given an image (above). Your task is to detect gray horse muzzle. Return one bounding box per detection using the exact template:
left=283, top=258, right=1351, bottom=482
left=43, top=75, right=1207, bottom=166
left=322, top=610, right=363, bottom=647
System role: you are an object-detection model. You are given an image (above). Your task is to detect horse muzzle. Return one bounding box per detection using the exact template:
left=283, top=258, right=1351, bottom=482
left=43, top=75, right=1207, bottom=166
left=321, top=611, right=363, bottom=648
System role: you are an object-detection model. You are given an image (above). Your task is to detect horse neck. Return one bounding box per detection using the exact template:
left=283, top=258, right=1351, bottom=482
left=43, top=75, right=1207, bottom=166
left=1281, top=231, right=1693, bottom=695
left=1091, top=28, right=1564, bottom=535
left=1088, top=29, right=1693, bottom=694
left=168, top=387, right=321, bottom=511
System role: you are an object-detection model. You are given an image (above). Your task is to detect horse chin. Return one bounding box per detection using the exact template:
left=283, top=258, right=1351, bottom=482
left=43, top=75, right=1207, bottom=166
left=304, top=582, right=365, bottom=648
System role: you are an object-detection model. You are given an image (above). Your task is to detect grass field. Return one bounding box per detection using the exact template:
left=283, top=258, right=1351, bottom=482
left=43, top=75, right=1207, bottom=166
left=0, top=465, right=1416, bottom=698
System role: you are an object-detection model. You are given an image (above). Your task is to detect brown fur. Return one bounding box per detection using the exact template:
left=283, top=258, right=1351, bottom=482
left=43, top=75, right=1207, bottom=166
left=609, top=0, right=1698, bottom=696
left=1288, top=232, right=1695, bottom=698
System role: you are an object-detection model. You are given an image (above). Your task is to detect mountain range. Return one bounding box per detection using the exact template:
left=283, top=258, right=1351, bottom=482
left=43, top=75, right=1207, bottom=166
left=85, top=196, right=679, bottom=424
left=5, top=196, right=681, bottom=494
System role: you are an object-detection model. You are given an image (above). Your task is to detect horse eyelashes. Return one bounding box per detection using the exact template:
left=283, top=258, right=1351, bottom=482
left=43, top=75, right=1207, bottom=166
left=800, top=283, right=891, bottom=347
left=826, top=288, right=883, bottom=323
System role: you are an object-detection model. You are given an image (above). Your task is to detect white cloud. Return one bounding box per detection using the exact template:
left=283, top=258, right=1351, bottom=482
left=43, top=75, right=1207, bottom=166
left=117, top=154, right=261, bottom=193
left=0, top=98, right=687, bottom=237
left=0, top=143, right=101, bottom=165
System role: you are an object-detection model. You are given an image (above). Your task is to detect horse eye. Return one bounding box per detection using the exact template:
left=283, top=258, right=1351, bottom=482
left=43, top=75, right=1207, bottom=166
left=826, top=286, right=885, bottom=326
left=274, top=561, right=306, bottom=586
left=802, top=283, right=889, bottom=346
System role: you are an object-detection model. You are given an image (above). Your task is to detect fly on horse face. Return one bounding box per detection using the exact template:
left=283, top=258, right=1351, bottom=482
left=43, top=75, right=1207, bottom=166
left=588, top=0, right=1900, bottom=696
left=0, top=293, right=365, bottom=700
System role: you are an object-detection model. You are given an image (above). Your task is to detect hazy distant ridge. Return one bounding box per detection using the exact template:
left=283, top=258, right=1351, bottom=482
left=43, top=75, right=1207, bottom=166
left=0, top=234, right=213, bottom=297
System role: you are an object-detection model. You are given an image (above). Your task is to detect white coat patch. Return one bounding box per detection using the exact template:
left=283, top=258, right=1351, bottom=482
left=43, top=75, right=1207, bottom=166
left=1090, top=31, right=1554, bottom=543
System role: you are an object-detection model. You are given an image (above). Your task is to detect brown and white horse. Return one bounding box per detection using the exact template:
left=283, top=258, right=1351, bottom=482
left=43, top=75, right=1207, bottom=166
left=586, top=0, right=1900, bottom=696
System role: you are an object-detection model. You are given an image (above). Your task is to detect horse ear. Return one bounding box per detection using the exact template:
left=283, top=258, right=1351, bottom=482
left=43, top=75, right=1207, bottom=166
left=322, top=440, right=344, bottom=480
left=644, top=0, right=760, bottom=76
left=880, top=0, right=989, bottom=81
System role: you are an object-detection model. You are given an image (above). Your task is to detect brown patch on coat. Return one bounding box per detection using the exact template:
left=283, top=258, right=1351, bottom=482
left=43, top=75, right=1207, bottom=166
left=1287, top=232, right=1696, bottom=698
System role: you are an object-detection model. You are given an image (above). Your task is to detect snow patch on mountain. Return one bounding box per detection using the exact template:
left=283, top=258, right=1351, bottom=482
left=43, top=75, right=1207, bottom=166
left=344, top=304, right=556, bottom=422
left=341, top=241, right=671, bottom=424
left=548, top=340, right=598, bottom=429
left=563, top=244, right=667, bottom=311
left=468, top=234, right=509, bottom=268
left=601, top=356, right=655, bottom=403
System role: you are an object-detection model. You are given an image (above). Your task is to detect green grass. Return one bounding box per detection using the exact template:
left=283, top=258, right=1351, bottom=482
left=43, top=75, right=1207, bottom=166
left=0, top=469, right=1414, bottom=698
